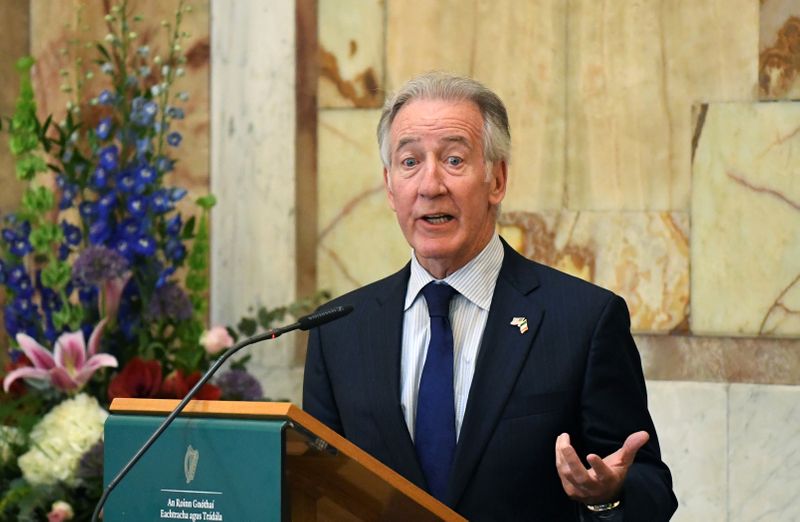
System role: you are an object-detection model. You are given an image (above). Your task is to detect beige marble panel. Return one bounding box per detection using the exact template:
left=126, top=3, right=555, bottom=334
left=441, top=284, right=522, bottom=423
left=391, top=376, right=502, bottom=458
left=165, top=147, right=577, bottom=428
left=498, top=211, right=689, bottom=333
left=386, top=0, right=567, bottom=211
left=760, top=0, right=800, bottom=99
left=210, top=0, right=298, bottom=391
left=729, top=384, right=800, bottom=520
left=317, top=109, right=409, bottom=298
left=567, top=0, right=758, bottom=211
left=646, top=381, right=727, bottom=521
left=318, top=0, right=383, bottom=108
left=637, top=335, right=800, bottom=385
left=30, top=0, right=211, bottom=209
left=692, top=103, right=800, bottom=337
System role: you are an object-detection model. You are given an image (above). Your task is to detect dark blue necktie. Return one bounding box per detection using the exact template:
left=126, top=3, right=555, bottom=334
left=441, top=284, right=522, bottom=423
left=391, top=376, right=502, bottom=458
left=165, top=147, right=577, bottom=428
left=415, top=282, right=458, bottom=501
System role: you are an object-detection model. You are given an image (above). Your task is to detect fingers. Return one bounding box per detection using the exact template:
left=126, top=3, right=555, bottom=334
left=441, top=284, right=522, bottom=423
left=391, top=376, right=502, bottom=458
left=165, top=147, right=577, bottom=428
left=554, top=431, right=650, bottom=505
left=619, top=431, right=650, bottom=466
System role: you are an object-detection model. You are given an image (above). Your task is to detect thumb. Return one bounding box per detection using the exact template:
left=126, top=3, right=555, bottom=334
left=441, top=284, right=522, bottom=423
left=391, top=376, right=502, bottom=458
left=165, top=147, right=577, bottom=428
left=619, top=431, right=650, bottom=465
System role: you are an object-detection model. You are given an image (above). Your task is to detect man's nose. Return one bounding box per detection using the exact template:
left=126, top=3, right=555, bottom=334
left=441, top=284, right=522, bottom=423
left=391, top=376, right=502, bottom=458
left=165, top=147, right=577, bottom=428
left=418, top=157, right=446, bottom=197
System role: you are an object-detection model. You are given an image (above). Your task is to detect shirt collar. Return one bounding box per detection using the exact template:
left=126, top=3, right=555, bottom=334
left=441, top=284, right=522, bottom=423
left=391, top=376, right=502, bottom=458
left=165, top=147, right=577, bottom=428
left=405, top=233, right=504, bottom=311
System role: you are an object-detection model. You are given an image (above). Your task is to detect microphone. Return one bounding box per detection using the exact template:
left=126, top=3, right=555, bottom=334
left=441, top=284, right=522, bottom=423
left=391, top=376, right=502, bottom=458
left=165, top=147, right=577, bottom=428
left=91, top=304, right=353, bottom=522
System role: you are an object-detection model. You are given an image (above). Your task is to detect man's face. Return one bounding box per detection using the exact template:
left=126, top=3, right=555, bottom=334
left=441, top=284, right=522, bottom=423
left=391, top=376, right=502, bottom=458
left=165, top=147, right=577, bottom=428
left=384, top=98, right=507, bottom=278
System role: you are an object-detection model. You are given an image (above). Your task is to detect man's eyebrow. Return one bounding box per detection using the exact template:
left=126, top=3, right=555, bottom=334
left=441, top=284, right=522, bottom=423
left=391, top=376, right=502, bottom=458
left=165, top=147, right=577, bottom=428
left=396, top=137, right=420, bottom=151
left=441, top=135, right=471, bottom=148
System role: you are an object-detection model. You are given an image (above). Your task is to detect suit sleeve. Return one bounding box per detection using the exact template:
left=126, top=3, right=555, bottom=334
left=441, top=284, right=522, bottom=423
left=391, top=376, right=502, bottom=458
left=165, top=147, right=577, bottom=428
left=303, top=324, right=344, bottom=435
left=580, top=295, right=678, bottom=521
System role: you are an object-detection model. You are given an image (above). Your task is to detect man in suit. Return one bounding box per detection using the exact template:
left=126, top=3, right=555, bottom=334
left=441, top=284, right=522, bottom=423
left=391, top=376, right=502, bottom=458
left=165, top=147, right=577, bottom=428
left=304, top=72, right=677, bottom=521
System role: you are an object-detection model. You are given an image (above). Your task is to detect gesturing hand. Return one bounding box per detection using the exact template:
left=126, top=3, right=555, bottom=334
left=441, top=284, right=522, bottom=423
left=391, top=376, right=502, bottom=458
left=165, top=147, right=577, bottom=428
left=555, top=431, right=649, bottom=505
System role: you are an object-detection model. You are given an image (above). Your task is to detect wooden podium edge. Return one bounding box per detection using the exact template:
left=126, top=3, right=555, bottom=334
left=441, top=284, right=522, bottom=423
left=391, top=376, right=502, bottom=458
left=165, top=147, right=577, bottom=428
left=110, top=398, right=466, bottom=522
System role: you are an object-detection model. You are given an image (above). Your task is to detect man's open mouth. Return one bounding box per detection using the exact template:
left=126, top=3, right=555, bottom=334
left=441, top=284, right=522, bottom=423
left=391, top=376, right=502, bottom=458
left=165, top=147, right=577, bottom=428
left=422, top=214, right=454, bottom=224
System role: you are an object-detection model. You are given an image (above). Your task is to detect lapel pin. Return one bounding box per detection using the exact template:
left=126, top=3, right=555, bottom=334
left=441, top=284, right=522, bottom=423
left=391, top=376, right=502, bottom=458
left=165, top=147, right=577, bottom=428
left=510, top=317, right=528, bottom=334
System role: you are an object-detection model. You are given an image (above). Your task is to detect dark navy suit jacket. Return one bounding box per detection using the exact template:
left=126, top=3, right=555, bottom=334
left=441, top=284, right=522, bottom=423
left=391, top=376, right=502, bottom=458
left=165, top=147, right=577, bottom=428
left=303, top=239, right=677, bottom=521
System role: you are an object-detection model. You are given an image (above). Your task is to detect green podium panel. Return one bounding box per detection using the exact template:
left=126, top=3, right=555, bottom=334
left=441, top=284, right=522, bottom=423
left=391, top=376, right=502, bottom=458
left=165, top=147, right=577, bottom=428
left=105, top=415, right=286, bottom=521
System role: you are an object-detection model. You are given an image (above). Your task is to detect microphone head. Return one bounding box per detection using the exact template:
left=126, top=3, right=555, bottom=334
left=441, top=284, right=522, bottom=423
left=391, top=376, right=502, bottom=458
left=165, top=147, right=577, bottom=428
left=298, top=305, right=354, bottom=331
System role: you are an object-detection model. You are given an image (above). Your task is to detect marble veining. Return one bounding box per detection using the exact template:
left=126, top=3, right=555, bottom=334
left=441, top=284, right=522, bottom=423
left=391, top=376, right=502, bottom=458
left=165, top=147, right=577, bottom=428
left=728, top=384, right=800, bottom=520
left=498, top=210, right=689, bottom=333
left=692, top=102, right=800, bottom=337
left=760, top=0, right=800, bottom=99
left=318, top=0, right=383, bottom=108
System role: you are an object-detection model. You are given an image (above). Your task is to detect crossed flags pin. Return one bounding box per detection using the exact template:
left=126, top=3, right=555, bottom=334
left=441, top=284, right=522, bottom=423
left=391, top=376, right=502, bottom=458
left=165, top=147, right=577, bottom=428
left=510, top=317, right=528, bottom=334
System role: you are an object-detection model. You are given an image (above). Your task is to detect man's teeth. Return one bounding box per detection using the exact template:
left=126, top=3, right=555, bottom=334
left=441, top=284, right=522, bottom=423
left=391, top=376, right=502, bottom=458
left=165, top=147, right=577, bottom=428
left=424, top=214, right=452, bottom=224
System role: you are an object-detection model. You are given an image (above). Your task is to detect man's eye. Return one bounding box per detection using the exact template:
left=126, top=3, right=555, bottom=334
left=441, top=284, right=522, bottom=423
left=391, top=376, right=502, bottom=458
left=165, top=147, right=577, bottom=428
left=446, top=156, right=463, bottom=166
left=401, top=158, right=418, bottom=168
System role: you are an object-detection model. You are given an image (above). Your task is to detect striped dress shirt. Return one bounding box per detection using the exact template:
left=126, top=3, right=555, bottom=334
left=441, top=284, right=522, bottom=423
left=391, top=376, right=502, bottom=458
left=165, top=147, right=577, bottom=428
left=400, top=234, right=504, bottom=441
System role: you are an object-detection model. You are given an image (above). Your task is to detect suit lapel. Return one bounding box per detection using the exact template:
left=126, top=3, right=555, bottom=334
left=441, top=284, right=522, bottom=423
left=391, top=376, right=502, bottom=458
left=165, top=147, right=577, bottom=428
left=362, top=266, right=427, bottom=488
left=445, top=242, right=544, bottom=505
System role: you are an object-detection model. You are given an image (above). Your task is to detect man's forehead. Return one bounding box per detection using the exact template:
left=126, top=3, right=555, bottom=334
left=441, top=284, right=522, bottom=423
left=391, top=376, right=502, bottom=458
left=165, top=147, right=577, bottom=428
left=390, top=99, right=484, bottom=145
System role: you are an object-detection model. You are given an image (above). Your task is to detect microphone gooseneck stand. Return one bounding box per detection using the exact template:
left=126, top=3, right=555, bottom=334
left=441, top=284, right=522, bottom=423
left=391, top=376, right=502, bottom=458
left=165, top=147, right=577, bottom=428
left=91, top=305, right=353, bottom=522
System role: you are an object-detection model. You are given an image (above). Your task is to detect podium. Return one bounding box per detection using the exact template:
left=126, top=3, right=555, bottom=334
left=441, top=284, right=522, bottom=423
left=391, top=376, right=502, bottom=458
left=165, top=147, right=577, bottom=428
left=104, top=399, right=465, bottom=521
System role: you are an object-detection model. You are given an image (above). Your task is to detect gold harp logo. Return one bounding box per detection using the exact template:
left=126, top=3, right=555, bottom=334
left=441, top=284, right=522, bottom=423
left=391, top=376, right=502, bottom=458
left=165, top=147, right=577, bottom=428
left=184, top=445, right=199, bottom=484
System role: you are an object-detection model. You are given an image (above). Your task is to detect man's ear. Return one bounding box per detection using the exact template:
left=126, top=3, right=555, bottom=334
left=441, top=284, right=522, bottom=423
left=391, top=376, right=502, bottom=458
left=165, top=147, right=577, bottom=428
left=384, top=167, right=396, bottom=211
left=488, top=160, right=508, bottom=206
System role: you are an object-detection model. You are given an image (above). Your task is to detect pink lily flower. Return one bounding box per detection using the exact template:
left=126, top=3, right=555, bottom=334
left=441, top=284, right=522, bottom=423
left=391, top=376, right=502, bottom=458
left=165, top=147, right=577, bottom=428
left=2, top=320, right=118, bottom=393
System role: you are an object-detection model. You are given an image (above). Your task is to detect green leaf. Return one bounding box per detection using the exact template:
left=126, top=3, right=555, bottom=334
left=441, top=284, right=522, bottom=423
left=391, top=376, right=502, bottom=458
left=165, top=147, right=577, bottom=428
left=21, top=186, right=54, bottom=213
left=237, top=317, right=257, bottom=337
left=181, top=215, right=196, bottom=239
left=15, top=56, right=34, bottom=71
left=96, top=43, right=112, bottom=62
left=40, top=262, right=71, bottom=290
left=196, top=194, right=217, bottom=209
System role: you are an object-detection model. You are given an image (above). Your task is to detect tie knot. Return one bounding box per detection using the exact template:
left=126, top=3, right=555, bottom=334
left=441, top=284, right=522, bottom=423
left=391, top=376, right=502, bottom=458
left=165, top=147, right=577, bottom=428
left=421, top=282, right=457, bottom=318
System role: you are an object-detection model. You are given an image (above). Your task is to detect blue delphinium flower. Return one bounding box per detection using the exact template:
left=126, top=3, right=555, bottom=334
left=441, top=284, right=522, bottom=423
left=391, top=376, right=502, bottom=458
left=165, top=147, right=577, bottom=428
left=91, top=166, right=109, bottom=189
left=134, top=165, right=157, bottom=190
left=116, top=170, right=138, bottom=194
left=166, top=106, right=184, bottom=120
left=131, top=97, right=158, bottom=126
left=88, top=220, right=112, bottom=245
left=71, top=245, right=129, bottom=287
left=136, top=138, right=152, bottom=158
left=79, top=201, right=97, bottom=220
left=96, top=117, right=112, bottom=140
left=10, top=237, right=31, bottom=257
left=133, top=235, right=156, bottom=256
left=113, top=238, right=133, bottom=261
left=127, top=196, right=148, bottom=218
left=150, top=190, right=173, bottom=214
left=166, top=132, right=182, bottom=147
left=61, top=221, right=82, bottom=246
left=119, top=218, right=141, bottom=240
left=165, top=238, right=186, bottom=263
left=170, top=188, right=187, bottom=202
left=97, top=89, right=114, bottom=105
left=156, top=156, right=174, bottom=173
left=97, top=193, right=116, bottom=217
left=99, top=145, right=119, bottom=170
left=59, top=182, right=78, bottom=210
left=156, top=266, right=175, bottom=289
left=166, top=214, right=182, bottom=236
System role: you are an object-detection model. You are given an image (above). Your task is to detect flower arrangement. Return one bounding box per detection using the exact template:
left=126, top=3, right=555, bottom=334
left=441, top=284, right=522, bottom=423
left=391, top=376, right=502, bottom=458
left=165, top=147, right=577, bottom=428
left=0, top=2, right=327, bottom=519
